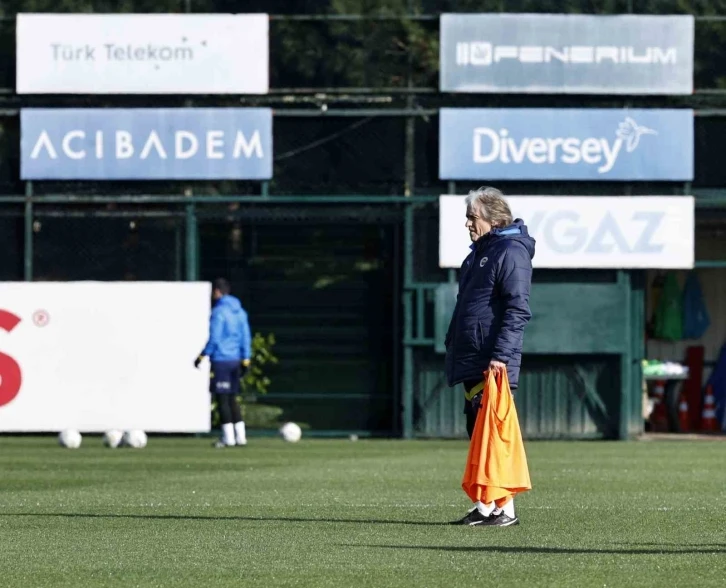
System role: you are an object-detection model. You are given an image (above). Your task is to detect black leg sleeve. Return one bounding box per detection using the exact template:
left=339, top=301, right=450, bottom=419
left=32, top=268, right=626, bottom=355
left=231, top=396, right=243, bottom=423
left=217, top=394, right=234, bottom=425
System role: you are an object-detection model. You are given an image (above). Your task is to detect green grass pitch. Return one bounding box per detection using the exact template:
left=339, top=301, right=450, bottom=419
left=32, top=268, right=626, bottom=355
left=1, top=436, right=725, bottom=587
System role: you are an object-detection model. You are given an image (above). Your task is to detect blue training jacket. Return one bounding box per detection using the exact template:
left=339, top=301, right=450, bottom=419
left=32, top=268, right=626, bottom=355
left=445, top=219, right=535, bottom=389
left=201, top=295, right=252, bottom=362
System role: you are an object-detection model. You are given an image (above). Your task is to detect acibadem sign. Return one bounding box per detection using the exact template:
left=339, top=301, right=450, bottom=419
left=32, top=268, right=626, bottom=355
left=440, top=13, right=694, bottom=95
left=20, top=108, right=273, bottom=180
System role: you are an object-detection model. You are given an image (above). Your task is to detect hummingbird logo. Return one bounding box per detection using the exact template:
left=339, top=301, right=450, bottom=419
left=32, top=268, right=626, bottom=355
left=616, top=117, right=658, bottom=153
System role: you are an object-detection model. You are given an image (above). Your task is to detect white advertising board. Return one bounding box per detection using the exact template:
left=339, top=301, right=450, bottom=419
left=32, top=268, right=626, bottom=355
left=0, top=282, right=212, bottom=432
left=439, top=195, right=694, bottom=269
left=16, top=13, right=269, bottom=94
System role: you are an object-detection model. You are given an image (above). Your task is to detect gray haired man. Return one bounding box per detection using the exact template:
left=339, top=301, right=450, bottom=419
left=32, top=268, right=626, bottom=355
left=445, top=187, right=535, bottom=527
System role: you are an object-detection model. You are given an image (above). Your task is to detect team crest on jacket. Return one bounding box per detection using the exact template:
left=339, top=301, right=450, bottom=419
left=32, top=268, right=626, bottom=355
left=479, top=257, right=488, bottom=267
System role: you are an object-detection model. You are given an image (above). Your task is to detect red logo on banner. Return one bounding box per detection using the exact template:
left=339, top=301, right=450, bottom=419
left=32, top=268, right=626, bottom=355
left=0, top=310, right=22, bottom=407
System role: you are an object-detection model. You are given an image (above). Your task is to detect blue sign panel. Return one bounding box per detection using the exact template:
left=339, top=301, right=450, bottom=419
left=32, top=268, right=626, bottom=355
left=439, top=108, right=693, bottom=181
left=21, top=108, right=273, bottom=180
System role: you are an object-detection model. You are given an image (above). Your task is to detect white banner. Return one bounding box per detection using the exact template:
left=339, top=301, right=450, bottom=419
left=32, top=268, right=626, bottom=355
left=0, top=282, right=212, bottom=432
left=16, top=13, right=269, bottom=94
left=439, top=195, right=694, bottom=269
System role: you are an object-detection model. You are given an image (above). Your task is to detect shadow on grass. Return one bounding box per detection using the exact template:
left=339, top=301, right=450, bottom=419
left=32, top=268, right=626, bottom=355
left=0, top=512, right=447, bottom=527
left=349, top=544, right=726, bottom=555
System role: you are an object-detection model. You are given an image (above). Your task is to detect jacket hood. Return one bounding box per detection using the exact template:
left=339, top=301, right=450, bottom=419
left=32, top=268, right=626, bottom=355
left=476, top=218, right=536, bottom=260
left=216, top=294, right=243, bottom=312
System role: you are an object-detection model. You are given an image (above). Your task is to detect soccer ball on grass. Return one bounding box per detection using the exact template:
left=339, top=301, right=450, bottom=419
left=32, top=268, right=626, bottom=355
left=103, top=430, right=124, bottom=448
left=122, top=430, right=148, bottom=449
left=58, top=429, right=82, bottom=449
left=279, top=422, right=302, bottom=443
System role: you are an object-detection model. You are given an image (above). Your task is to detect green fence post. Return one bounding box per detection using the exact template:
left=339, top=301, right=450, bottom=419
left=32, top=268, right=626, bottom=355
left=185, top=191, right=198, bottom=281
left=24, top=182, right=33, bottom=282
left=402, top=204, right=415, bottom=439
left=618, top=270, right=633, bottom=440
left=630, top=271, right=646, bottom=437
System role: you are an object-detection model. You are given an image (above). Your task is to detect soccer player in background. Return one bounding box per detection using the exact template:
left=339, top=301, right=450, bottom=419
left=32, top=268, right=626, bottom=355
left=444, top=187, right=535, bottom=527
left=195, top=278, right=252, bottom=448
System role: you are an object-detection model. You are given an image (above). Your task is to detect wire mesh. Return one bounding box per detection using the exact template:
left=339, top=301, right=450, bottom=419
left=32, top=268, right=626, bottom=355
left=271, top=116, right=406, bottom=194
left=0, top=19, right=13, bottom=92
left=0, top=206, right=23, bottom=280
left=0, top=114, right=20, bottom=194
left=31, top=207, right=185, bottom=281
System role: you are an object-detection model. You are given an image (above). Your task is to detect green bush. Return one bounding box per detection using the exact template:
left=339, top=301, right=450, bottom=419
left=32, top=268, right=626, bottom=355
left=242, top=333, right=279, bottom=396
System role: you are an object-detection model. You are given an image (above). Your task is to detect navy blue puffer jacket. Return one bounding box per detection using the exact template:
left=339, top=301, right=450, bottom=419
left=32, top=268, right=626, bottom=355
left=445, top=219, right=535, bottom=389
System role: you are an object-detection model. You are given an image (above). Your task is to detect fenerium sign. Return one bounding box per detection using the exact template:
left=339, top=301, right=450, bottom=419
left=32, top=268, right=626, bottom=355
left=440, top=14, right=694, bottom=94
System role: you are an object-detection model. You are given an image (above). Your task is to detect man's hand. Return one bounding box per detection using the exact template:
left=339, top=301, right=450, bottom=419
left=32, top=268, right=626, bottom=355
left=194, top=355, right=205, bottom=369
left=241, top=358, right=251, bottom=376
left=489, top=359, right=506, bottom=374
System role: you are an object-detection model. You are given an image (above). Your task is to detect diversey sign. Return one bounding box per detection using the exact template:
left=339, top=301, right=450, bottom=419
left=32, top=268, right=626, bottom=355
left=16, top=13, right=269, bottom=94
left=439, top=195, right=694, bottom=269
left=439, top=108, right=693, bottom=181
left=440, top=14, right=694, bottom=94
left=21, top=108, right=273, bottom=180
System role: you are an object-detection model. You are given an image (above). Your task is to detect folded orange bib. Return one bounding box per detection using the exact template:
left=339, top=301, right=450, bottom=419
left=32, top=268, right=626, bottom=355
left=461, top=370, right=532, bottom=505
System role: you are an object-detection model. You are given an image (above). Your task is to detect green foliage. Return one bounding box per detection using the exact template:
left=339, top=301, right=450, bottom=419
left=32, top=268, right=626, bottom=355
left=241, top=403, right=284, bottom=428
left=242, top=332, right=279, bottom=396
left=2, top=0, right=185, bottom=15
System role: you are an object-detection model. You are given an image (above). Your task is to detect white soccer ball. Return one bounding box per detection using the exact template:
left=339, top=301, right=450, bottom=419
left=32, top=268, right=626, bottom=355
left=58, top=429, right=82, bottom=449
left=279, top=422, right=302, bottom=443
left=122, top=430, right=148, bottom=449
left=103, top=430, right=124, bottom=449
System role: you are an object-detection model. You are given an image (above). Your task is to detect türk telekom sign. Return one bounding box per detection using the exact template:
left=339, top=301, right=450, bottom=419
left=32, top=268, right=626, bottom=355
left=439, top=196, right=694, bottom=269
left=16, top=13, right=269, bottom=94
left=440, top=14, right=694, bottom=94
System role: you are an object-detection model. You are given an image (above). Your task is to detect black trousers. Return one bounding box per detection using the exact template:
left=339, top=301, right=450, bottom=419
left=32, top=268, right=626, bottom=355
left=216, top=393, right=242, bottom=425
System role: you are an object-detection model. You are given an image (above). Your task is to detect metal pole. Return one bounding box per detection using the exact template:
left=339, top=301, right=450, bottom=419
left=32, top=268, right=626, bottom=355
left=0, top=195, right=441, bottom=204
left=630, top=271, right=646, bottom=437
left=404, top=111, right=415, bottom=196
left=185, top=190, right=198, bottom=281
left=618, top=270, right=632, bottom=440
left=175, top=223, right=183, bottom=281
left=402, top=204, right=415, bottom=438
left=24, top=182, right=33, bottom=281
left=392, top=221, right=401, bottom=436
left=401, top=0, right=418, bottom=438
left=402, top=291, right=414, bottom=439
